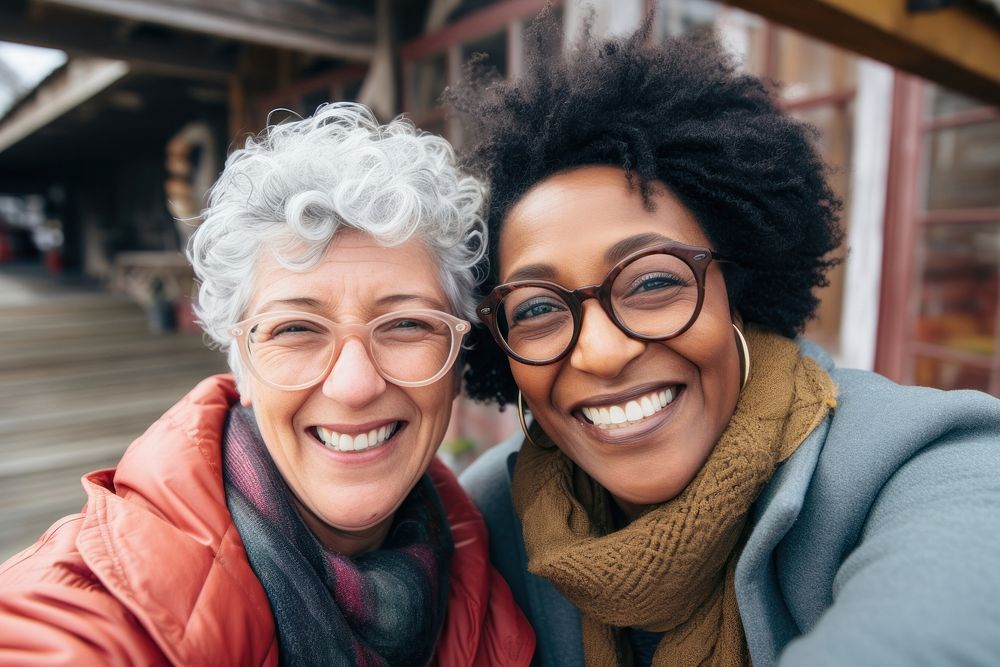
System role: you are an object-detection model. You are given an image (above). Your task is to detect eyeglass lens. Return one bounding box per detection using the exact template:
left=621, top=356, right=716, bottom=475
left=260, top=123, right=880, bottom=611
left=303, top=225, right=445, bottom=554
left=245, top=313, right=457, bottom=387
left=495, top=253, right=699, bottom=362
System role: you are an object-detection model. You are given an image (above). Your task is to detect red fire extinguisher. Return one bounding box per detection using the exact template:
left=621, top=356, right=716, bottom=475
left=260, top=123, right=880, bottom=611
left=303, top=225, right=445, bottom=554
left=0, top=230, right=12, bottom=263
left=45, top=248, right=63, bottom=273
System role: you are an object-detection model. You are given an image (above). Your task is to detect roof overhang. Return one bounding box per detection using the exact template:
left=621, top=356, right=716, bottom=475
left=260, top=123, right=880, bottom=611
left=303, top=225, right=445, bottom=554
left=37, top=0, right=375, bottom=61
left=0, top=0, right=378, bottom=159
left=728, top=0, right=1000, bottom=104
left=0, top=57, right=127, bottom=153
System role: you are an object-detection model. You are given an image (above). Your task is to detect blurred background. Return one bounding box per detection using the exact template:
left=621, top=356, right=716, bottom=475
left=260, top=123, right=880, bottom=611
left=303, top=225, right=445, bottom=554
left=1, top=0, right=998, bottom=560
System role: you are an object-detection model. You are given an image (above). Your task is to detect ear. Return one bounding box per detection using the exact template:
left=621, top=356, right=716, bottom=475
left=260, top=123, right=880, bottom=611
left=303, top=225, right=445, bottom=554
left=238, top=380, right=253, bottom=407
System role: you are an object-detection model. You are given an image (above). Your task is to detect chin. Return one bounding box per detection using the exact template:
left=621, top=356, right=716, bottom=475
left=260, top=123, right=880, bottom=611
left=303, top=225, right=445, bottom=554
left=325, top=502, right=396, bottom=532
left=595, top=462, right=698, bottom=506
left=332, top=517, right=388, bottom=533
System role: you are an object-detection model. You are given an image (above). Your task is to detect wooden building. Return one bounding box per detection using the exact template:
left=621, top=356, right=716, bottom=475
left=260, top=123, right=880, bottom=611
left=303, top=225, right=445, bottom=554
left=1, top=0, right=999, bottom=402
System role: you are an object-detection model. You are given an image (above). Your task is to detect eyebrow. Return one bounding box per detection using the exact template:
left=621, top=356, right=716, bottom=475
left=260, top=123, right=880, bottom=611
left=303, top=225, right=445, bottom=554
left=256, top=297, right=325, bottom=312
left=605, top=232, right=674, bottom=265
left=255, top=293, right=448, bottom=315
left=504, top=232, right=675, bottom=283
left=374, top=293, right=450, bottom=311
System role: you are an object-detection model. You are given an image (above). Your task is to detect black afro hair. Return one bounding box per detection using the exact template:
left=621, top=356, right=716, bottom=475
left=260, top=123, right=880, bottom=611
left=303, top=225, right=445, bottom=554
left=448, top=9, right=844, bottom=407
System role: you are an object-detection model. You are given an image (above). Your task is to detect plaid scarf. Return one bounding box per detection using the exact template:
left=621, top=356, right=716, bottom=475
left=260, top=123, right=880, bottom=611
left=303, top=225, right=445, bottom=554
left=222, top=405, right=453, bottom=666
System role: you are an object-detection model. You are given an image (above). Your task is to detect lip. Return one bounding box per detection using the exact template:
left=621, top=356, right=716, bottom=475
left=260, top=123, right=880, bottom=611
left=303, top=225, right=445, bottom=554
left=311, top=418, right=400, bottom=436
left=307, top=421, right=407, bottom=463
left=569, top=382, right=679, bottom=412
left=572, top=385, right=684, bottom=445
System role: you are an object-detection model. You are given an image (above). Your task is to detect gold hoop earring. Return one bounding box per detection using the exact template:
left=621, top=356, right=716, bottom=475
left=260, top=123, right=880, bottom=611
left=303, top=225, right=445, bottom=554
left=517, top=390, right=541, bottom=448
left=733, top=323, right=750, bottom=391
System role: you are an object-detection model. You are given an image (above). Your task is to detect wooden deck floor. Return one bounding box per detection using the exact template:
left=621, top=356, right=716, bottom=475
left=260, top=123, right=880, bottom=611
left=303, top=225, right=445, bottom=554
left=0, top=267, right=227, bottom=560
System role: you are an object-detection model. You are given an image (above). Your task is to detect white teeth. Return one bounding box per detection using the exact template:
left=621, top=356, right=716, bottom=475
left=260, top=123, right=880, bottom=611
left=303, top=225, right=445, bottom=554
left=354, top=432, right=369, bottom=451
left=640, top=396, right=655, bottom=417
left=609, top=405, right=627, bottom=424
left=581, top=388, right=678, bottom=429
left=316, top=422, right=398, bottom=452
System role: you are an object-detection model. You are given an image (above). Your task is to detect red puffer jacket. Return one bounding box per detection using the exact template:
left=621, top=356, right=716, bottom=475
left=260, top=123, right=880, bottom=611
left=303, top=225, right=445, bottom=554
left=0, top=375, right=534, bottom=666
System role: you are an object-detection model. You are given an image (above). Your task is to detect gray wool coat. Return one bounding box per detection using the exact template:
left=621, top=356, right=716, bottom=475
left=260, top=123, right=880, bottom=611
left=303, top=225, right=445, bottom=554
left=459, top=341, right=1000, bottom=666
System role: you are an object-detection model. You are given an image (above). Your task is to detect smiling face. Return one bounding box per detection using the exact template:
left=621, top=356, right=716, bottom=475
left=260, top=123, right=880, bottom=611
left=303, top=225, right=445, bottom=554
left=499, top=166, right=742, bottom=515
left=240, top=230, right=457, bottom=555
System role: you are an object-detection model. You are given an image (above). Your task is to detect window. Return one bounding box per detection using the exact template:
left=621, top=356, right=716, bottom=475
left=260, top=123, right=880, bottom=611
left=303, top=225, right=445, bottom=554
left=878, top=80, right=1000, bottom=395
left=400, top=0, right=556, bottom=141
left=410, top=51, right=449, bottom=117
left=257, top=65, right=367, bottom=125
left=461, top=30, right=508, bottom=80
left=924, top=116, right=1000, bottom=211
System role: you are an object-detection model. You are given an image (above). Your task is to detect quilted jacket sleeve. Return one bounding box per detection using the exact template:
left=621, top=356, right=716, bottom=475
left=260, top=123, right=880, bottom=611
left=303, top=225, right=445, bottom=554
left=0, top=516, right=167, bottom=667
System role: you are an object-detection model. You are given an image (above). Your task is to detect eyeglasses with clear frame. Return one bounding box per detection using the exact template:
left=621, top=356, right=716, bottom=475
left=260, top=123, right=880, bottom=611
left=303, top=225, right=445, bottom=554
left=477, top=241, right=734, bottom=365
left=229, top=309, right=471, bottom=390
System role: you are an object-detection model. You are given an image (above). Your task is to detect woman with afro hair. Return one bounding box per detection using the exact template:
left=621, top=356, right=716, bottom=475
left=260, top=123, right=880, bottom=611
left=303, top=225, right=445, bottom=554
left=454, top=11, right=1000, bottom=667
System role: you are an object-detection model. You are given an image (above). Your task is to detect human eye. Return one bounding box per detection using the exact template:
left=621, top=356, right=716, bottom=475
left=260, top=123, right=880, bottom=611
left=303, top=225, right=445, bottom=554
left=511, top=296, right=567, bottom=325
left=613, top=251, right=696, bottom=303
left=376, top=314, right=447, bottom=341
left=391, top=318, right=432, bottom=330
left=273, top=322, right=311, bottom=334
left=627, top=272, right=688, bottom=296
left=256, top=317, right=324, bottom=342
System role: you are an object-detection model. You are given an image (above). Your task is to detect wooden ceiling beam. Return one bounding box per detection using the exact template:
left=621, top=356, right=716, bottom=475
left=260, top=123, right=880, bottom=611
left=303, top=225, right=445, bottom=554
left=39, top=0, right=375, bottom=61
left=727, top=0, right=1000, bottom=105
left=0, top=9, right=236, bottom=78
left=0, top=58, right=128, bottom=153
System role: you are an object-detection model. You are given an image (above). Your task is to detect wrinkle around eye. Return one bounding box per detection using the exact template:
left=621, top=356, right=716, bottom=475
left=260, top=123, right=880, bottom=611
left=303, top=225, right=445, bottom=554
left=511, top=298, right=569, bottom=323
left=634, top=275, right=688, bottom=293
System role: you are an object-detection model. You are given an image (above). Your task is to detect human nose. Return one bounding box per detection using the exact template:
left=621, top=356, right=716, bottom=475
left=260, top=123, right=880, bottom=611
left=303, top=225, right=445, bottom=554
left=568, top=300, right=645, bottom=377
left=321, top=336, right=388, bottom=406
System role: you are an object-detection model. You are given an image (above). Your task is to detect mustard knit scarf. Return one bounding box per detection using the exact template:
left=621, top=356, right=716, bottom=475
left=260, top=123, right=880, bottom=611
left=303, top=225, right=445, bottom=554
left=511, top=327, right=837, bottom=666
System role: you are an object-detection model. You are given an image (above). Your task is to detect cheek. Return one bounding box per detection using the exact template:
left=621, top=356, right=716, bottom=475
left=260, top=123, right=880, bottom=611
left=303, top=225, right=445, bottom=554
left=697, top=323, right=735, bottom=370
left=253, top=388, right=305, bottom=438
left=689, top=321, right=741, bottom=422
left=409, top=385, right=458, bottom=464
left=510, top=363, right=567, bottom=437
left=412, top=383, right=458, bottom=431
left=690, top=278, right=738, bottom=388
left=509, top=363, right=555, bottom=406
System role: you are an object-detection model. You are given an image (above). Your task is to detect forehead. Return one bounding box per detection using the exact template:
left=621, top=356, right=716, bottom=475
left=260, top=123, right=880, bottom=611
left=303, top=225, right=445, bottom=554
left=498, top=166, right=710, bottom=283
left=249, top=230, right=447, bottom=312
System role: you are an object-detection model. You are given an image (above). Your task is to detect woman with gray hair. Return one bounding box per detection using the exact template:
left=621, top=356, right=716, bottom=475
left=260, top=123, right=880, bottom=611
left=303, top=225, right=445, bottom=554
left=0, top=103, right=534, bottom=666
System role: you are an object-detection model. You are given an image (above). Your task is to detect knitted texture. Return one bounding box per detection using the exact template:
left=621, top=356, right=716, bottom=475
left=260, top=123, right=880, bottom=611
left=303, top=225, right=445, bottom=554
left=511, top=326, right=837, bottom=666
left=222, top=405, right=454, bottom=666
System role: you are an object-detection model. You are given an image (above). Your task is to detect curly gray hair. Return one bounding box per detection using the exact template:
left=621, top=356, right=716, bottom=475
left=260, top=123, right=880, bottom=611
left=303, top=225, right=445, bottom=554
left=187, top=102, right=487, bottom=386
